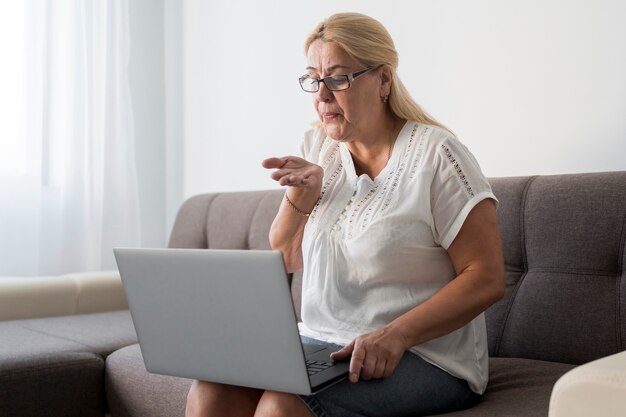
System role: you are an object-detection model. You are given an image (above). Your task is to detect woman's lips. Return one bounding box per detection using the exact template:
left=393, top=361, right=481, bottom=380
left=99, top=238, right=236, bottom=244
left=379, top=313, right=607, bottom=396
left=323, top=112, right=340, bottom=120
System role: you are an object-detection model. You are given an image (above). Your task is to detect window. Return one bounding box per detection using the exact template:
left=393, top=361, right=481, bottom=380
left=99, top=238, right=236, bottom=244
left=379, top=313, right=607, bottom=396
left=0, top=3, right=25, bottom=175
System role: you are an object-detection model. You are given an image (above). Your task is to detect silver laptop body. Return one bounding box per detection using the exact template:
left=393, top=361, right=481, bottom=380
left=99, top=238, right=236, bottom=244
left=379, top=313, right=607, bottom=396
left=113, top=248, right=349, bottom=395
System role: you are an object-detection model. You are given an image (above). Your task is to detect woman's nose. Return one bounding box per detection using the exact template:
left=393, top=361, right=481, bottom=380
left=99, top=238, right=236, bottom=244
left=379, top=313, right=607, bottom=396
left=316, top=81, right=334, bottom=102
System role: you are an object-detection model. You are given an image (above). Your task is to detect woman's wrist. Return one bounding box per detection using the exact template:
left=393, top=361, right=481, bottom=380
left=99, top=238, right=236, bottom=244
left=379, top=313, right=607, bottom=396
left=285, top=194, right=318, bottom=217
left=285, top=188, right=321, bottom=217
left=385, top=321, right=415, bottom=351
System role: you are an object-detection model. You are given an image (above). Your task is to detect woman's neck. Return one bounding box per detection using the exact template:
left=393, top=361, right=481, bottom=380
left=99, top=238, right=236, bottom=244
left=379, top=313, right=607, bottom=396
left=348, top=115, right=405, bottom=179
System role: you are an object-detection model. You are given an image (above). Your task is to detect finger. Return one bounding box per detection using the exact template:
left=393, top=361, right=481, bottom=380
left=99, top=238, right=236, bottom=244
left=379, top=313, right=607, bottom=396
left=272, top=171, right=296, bottom=185
left=330, top=342, right=354, bottom=361
left=382, top=358, right=398, bottom=379
left=300, top=171, right=319, bottom=187
left=278, top=176, right=292, bottom=186
left=360, top=354, right=378, bottom=381
left=349, top=345, right=366, bottom=383
left=261, top=157, right=286, bottom=169
left=265, top=155, right=309, bottom=169
left=299, top=173, right=319, bottom=188
left=270, top=169, right=290, bottom=181
left=278, top=175, right=304, bottom=187
left=272, top=170, right=302, bottom=182
left=288, top=175, right=303, bottom=186
left=373, top=358, right=387, bottom=379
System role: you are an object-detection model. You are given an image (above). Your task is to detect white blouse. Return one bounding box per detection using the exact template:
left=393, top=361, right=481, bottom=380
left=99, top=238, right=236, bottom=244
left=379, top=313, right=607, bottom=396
left=297, top=121, right=496, bottom=394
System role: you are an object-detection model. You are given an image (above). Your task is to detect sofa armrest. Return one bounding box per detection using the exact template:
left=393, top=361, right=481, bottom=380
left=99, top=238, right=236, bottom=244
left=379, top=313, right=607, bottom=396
left=65, top=270, right=128, bottom=314
left=0, top=270, right=127, bottom=321
left=549, top=350, right=626, bottom=417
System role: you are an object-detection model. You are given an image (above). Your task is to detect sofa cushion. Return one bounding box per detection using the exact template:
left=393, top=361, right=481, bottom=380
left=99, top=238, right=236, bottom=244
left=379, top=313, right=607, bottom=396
left=480, top=176, right=529, bottom=357
left=168, top=190, right=283, bottom=251
left=428, top=358, right=575, bottom=417
left=205, top=190, right=282, bottom=250
left=487, top=172, right=626, bottom=364
left=105, top=344, right=191, bottom=417
left=0, top=310, right=137, bottom=417
left=9, top=310, right=137, bottom=356
left=0, top=351, right=105, bottom=417
left=0, top=271, right=128, bottom=321
left=0, top=324, right=107, bottom=417
left=104, top=345, right=575, bottom=417
left=168, top=194, right=218, bottom=249
left=0, top=275, right=78, bottom=320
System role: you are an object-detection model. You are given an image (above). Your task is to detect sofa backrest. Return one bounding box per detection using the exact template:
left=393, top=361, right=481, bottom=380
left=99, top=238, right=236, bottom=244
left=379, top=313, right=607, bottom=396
left=488, top=172, right=626, bottom=364
left=168, top=172, right=626, bottom=365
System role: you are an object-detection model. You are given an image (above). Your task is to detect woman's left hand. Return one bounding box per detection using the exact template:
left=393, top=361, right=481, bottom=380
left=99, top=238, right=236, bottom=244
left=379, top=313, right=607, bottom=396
left=330, top=326, right=408, bottom=383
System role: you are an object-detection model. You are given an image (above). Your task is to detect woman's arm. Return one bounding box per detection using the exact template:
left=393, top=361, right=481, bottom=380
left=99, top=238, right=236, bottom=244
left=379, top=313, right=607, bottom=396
left=331, top=199, right=505, bottom=382
left=388, top=198, right=505, bottom=345
left=262, top=157, right=323, bottom=273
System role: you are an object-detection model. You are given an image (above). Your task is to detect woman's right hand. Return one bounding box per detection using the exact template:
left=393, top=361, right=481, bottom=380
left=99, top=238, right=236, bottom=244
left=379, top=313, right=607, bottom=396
left=262, top=156, right=324, bottom=272
left=262, top=156, right=324, bottom=190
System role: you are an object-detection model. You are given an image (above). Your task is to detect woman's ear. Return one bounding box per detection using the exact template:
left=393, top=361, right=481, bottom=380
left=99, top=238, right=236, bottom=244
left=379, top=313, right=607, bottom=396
left=378, top=64, right=394, bottom=98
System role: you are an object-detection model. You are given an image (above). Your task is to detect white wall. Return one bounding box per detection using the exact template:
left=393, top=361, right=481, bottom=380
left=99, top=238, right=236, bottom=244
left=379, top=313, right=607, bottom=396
left=183, top=0, right=626, bottom=198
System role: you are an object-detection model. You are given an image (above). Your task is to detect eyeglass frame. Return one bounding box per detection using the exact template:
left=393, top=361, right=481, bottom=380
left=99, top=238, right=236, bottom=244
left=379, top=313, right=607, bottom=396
left=298, top=65, right=380, bottom=93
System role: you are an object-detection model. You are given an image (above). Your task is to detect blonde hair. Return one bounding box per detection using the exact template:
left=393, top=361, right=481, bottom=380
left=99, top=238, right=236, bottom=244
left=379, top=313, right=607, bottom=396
left=305, top=13, right=451, bottom=133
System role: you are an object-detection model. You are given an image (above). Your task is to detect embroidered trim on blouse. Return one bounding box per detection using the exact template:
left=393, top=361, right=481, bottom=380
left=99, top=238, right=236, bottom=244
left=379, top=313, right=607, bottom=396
left=322, top=141, right=339, bottom=169
left=346, top=123, right=421, bottom=237
left=311, top=143, right=342, bottom=219
left=326, top=123, right=425, bottom=235
left=409, top=126, right=429, bottom=179
left=441, top=144, right=474, bottom=197
left=346, top=185, right=378, bottom=238
left=381, top=123, right=420, bottom=212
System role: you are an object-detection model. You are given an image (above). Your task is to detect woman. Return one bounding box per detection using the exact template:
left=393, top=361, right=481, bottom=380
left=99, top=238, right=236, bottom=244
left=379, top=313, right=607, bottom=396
left=186, top=12, right=504, bottom=417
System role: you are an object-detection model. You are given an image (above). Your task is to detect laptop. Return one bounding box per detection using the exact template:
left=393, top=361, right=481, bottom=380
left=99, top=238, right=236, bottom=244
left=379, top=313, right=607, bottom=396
left=113, top=247, right=349, bottom=395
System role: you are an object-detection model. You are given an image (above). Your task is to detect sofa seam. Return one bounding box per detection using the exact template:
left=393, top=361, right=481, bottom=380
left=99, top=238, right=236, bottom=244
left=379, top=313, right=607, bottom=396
left=526, top=267, right=618, bottom=276
left=167, top=194, right=213, bottom=249
left=520, top=176, right=538, bottom=274
left=494, top=175, right=538, bottom=356
left=203, top=195, right=217, bottom=249
left=245, top=192, right=273, bottom=250
left=1, top=355, right=103, bottom=377
left=17, top=324, right=99, bottom=351
left=616, top=207, right=626, bottom=351
left=209, top=192, right=267, bottom=250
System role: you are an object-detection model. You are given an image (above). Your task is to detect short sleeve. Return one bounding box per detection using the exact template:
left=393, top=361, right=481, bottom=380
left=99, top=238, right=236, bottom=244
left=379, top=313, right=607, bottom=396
left=430, top=137, right=497, bottom=249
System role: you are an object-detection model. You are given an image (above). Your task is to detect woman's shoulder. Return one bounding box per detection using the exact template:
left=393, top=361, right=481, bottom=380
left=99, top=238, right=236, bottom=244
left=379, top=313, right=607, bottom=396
left=414, top=122, right=457, bottom=147
left=412, top=123, right=471, bottom=160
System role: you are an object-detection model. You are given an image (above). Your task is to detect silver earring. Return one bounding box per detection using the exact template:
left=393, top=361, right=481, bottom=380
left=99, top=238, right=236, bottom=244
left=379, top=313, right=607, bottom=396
left=382, top=95, right=389, bottom=103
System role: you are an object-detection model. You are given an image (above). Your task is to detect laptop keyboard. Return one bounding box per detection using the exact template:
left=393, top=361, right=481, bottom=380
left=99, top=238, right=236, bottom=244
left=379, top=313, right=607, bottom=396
left=306, top=360, right=333, bottom=376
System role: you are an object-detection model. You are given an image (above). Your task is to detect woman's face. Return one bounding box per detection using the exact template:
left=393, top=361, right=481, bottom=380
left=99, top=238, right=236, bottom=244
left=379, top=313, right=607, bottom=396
left=305, top=40, right=384, bottom=142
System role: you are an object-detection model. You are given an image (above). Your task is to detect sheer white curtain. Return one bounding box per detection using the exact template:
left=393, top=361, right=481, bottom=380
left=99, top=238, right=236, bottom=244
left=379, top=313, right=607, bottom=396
left=0, top=0, right=140, bottom=276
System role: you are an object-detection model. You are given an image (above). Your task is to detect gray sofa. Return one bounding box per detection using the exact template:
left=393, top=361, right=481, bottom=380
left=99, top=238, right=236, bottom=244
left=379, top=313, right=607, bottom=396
left=1, top=171, right=625, bottom=417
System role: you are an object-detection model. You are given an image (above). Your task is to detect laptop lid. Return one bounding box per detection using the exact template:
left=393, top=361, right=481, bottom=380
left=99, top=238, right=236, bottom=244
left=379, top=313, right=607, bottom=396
left=114, top=247, right=339, bottom=395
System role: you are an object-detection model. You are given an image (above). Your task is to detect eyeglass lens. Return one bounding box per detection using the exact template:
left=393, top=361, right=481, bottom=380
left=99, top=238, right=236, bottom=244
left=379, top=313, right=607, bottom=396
left=301, top=75, right=350, bottom=92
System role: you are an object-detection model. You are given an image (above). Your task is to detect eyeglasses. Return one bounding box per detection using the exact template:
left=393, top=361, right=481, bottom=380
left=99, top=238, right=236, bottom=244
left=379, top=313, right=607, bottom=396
left=299, top=66, right=377, bottom=93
